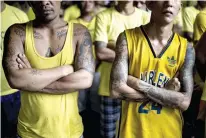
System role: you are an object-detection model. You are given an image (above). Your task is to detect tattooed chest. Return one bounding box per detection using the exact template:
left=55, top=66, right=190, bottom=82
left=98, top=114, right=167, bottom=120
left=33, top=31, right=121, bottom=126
left=33, top=29, right=67, bottom=57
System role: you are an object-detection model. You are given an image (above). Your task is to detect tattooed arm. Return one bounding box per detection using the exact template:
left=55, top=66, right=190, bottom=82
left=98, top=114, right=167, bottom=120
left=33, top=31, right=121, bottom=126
left=2, top=24, right=73, bottom=92
left=41, top=24, right=95, bottom=93
left=127, top=44, right=195, bottom=111
left=110, top=32, right=147, bottom=101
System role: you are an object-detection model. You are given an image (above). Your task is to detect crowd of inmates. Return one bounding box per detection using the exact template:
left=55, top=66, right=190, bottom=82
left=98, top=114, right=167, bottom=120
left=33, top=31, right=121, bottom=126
left=1, top=1, right=206, bottom=138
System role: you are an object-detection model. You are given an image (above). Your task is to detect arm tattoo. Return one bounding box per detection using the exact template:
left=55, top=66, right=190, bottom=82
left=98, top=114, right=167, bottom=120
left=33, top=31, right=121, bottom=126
left=30, top=69, right=42, bottom=75
left=142, top=44, right=195, bottom=109
left=110, top=32, right=128, bottom=90
left=34, top=30, right=43, bottom=39
left=3, top=32, right=19, bottom=74
left=75, top=29, right=95, bottom=74
left=57, top=29, right=67, bottom=40
left=179, top=44, right=195, bottom=97
left=14, top=25, right=25, bottom=37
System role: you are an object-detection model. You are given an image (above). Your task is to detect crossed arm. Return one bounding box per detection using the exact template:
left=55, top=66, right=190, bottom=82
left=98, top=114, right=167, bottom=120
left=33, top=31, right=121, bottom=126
left=110, top=32, right=195, bottom=111
left=3, top=24, right=95, bottom=94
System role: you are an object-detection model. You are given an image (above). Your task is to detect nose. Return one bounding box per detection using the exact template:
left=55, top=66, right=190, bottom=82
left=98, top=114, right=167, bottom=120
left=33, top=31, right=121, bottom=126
left=41, top=0, right=50, bottom=6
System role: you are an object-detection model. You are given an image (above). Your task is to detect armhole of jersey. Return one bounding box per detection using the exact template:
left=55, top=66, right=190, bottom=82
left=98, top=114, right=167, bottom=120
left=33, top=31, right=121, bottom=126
left=178, top=38, right=188, bottom=70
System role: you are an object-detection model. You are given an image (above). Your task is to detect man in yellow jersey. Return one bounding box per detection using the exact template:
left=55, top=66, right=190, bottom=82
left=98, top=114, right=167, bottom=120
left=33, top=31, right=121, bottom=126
left=194, top=32, right=206, bottom=138
left=94, top=1, right=150, bottom=137
left=3, top=1, right=95, bottom=138
left=194, top=1, right=206, bottom=44
left=111, top=1, right=195, bottom=138
left=71, top=1, right=101, bottom=137
left=1, top=1, right=29, bottom=137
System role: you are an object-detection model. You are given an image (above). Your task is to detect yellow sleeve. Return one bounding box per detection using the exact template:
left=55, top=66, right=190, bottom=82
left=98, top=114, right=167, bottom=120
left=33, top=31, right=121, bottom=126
left=183, top=8, right=193, bottom=32
left=142, top=11, right=151, bottom=25
left=194, top=13, right=206, bottom=41
left=201, top=81, right=206, bottom=101
left=11, top=6, right=29, bottom=23
left=94, top=12, right=109, bottom=43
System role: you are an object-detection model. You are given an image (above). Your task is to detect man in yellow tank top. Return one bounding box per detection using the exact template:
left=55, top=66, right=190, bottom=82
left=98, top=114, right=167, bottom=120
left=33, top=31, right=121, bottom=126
left=111, top=1, right=195, bottom=138
left=3, top=1, right=95, bottom=138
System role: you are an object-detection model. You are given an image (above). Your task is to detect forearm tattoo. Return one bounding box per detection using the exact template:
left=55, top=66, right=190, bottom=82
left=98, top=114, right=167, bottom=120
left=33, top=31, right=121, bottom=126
left=110, top=32, right=128, bottom=90
left=144, top=44, right=195, bottom=108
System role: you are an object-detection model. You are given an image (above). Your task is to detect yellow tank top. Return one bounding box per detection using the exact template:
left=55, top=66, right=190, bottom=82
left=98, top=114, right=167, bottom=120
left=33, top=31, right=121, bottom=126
left=117, top=27, right=187, bottom=138
left=17, top=22, right=83, bottom=138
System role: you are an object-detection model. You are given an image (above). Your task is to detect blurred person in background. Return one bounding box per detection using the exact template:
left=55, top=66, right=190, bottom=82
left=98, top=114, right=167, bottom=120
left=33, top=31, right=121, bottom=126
left=194, top=32, right=206, bottom=138
left=94, top=1, right=150, bottom=137
left=193, top=1, right=206, bottom=45
left=71, top=1, right=101, bottom=137
left=133, top=0, right=147, bottom=11
left=1, top=1, right=29, bottom=137
left=63, top=1, right=81, bottom=22
left=94, top=1, right=108, bottom=15
left=182, top=2, right=206, bottom=138
left=182, top=2, right=201, bottom=42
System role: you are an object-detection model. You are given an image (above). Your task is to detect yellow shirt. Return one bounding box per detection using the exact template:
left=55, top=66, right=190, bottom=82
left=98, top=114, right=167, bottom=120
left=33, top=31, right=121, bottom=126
left=64, top=5, right=81, bottom=22
left=27, top=7, right=35, bottom=20
left=17, top=22, right=83, bottom=138
left=1, top=4, right=29, bottom=96
left=201, top=80, right=206, bottom=101
left=194, top=8, right=206, bottom=41
left=183, top=6, right=199, bottom=32
left=174, top=9, right=183, bottom=28
left=95, top=7, right=150, bottom=96
left=117, top=27, right=187, bottom=138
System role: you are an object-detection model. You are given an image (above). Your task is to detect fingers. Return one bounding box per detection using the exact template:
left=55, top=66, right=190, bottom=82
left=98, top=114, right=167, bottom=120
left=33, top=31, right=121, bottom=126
left=17, top=53, right=31, bottom=68
left=16, top=55, right=27, bottom=69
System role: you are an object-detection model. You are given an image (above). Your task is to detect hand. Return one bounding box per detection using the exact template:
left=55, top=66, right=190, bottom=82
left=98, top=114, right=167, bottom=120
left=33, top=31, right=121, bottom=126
left=165, top=78, right=181, bottom=91
left=107, top=40, right=116, bottom=50
left=16, top=53, right=31, bottom=69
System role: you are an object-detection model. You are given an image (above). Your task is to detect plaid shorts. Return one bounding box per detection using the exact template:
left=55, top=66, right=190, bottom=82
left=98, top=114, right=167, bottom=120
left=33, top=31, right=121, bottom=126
left=100, top=96, right=121, bottom=138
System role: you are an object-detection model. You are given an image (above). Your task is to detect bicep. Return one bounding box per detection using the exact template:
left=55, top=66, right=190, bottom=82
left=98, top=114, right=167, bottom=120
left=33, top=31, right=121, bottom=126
left=74, top=27, right=95, bottom=74
left=3, top=25, right=25, bottom=75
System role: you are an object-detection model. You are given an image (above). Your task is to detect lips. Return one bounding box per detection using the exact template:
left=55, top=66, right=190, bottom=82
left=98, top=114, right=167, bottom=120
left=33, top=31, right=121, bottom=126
left=162, top=10, right=173, bottom=15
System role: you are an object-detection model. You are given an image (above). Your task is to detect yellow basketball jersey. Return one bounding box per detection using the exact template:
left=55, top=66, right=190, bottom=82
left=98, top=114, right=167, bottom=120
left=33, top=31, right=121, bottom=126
left=117, top=27, right=187, bottom=138
left=17, top=22, right=83, bottom=138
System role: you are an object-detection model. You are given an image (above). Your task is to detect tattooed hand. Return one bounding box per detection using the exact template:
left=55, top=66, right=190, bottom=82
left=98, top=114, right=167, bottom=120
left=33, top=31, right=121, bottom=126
left=165, top=78, right=181, bottom=92
left=16, top=53, right=31, bottom=69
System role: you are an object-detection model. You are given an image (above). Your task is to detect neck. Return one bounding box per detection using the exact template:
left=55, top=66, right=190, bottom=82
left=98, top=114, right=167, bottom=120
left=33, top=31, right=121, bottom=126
left=1, top=1, right=5, bottom=12
left=144, top=19, right=173, bottom=42
left=116, top=2, right=135, bottom=15
left=35, top=15, right=62, bottom=29
left=80, top=12, right=93, bottom=22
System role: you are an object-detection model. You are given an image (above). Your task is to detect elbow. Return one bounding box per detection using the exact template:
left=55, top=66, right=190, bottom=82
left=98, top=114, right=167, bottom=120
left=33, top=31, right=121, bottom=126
left=96, top=52, right=105, bottom=61
left=7, top=76, right=22, bottom=89
left=110, top=87, right=121, bottom=99
left=83, top=72, right=94, bottom=89
left=179, top=97, right=191, bottom=111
